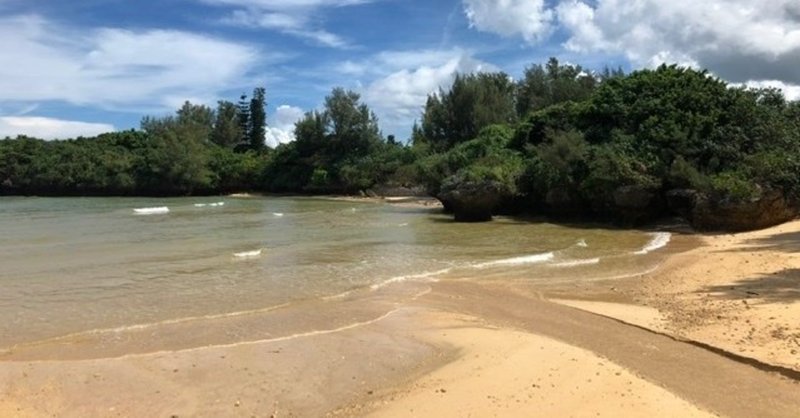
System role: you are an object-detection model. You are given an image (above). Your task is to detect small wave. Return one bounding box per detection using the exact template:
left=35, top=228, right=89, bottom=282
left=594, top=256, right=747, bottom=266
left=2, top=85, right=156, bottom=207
left=634, top=232, right=671, bottom=255
left=474, top=252, right=555, bottom=268
left=210, top=202, right=225, bottom=207
left=12, top=302, right=292, bottom=347
left=194, top=203, right=207, bottom=208
left=577, top=239, right=588, bottom=248
left=398, top=223, right=409, bottom=227
left=370, top=268, right=452, bottom=290
left=551, top=258, right=601, bottom=268
left=133, top=207, right=169, bottom=215
left=272, top=212, right=284, bottom=217
left=233, top=249, right=262, bottom=258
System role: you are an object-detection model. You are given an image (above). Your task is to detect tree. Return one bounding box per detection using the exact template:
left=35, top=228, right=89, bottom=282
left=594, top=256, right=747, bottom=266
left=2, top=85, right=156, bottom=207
left=237, top=93, right=250, bottom=146
left=211, top=100, right=241, bottom=148
left=419, top=72, right=517, bottom=151
left=264, top=87, right=383, bottom=192
left=249, top=87, right=267, bottom=151
left=516, top=57, right=598, bottom=117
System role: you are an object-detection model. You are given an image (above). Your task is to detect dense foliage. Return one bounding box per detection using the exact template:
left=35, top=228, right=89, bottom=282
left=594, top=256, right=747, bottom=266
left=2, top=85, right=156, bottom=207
left=2, top=58, right=800, bottom=227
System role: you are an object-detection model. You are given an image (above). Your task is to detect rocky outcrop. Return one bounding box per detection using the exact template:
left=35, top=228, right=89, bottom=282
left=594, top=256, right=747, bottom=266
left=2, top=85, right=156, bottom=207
left=613, top=185, right=663, bottom=224
left=544, top=188, right=584, bottom=218
left=667, top=188, right=797, bottom=231
left=437, top=179, right=506, bottom=222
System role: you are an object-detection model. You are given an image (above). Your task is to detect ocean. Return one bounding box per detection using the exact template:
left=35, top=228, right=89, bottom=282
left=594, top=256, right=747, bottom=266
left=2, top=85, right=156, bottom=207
left=0, top=196, right=674, bottom=359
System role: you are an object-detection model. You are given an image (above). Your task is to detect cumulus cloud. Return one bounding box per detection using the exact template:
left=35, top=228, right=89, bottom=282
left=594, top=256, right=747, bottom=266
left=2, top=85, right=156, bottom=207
left=264, top=104, right=305, bottom=147
left=204, top=0, right=373, bottom=48
left=0, top=116, right=115, bottom=140
left=554, top=0, right=800, bottom=98
left=463, top=0, right=800, bottom=98
left=742, top=80, right=800, bottom=101
left=354, top=49, right=497, bottom=138
left=463, top=0, right=554, bottom=43
left=0, top=15, right=260, bottom=111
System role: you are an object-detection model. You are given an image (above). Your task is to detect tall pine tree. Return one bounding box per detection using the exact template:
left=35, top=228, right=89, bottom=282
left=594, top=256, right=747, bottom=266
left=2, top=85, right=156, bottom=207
left=249, top=87, right=267, bottom=151
left=237, top=93, right=250, bottom=148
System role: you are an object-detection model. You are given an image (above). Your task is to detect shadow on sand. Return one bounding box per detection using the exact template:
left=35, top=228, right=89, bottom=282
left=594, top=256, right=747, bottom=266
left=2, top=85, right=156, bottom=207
left=700, top=268, right=800, bottom=304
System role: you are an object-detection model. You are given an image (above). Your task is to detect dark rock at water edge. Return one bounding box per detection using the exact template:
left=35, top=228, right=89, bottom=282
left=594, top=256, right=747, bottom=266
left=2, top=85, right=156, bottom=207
left=667, top=188, right=798, bottom=231
left=437, top=179, right=506, bottom=222
left=613, top=185, right=664, bottom=225
left=544, top=188, right=585, bottom=218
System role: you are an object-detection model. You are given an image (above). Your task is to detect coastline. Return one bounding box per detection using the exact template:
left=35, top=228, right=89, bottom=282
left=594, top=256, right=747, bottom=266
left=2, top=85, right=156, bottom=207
left=2, top=220, right=800, bottom=416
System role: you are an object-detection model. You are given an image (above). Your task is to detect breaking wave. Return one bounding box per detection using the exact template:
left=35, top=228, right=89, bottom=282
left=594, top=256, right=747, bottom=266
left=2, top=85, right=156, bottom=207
left=474, top=252, right=555, bottom=268
left=370, top=268, right=452, bottom=290
left=233, top=249, right=263, bottom=258
left=551, top=258, right=601, bottom=268
left=634, top=232, right=671, bottom=255
left=133, top=207, right=169, bottom=215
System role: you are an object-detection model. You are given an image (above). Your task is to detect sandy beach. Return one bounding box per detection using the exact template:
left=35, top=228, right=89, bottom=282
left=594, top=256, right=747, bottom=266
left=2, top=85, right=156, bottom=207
left=2, top=220, right=800, bottom=417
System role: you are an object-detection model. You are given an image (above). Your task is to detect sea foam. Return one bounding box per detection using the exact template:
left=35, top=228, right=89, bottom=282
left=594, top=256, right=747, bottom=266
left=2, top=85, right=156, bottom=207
left=133, top=207, right=169, bottom=215
left=370, top=267, right=452, bottom=290
left=634, top=232, right=671, bottom=255
left=474, top=252, right=555, bottom=268
left=551, top=258, right=601, bottom=268
left=233, top=249, right=262, bottom=258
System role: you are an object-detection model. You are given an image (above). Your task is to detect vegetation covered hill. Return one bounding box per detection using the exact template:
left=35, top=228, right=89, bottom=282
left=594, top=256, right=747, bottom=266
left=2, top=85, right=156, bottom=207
left=2, top=59, right=799, bottom=230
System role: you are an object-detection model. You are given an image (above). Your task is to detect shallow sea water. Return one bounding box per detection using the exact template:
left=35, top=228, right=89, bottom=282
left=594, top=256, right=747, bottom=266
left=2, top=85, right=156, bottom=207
left=0, top=196, right=675, bottom=357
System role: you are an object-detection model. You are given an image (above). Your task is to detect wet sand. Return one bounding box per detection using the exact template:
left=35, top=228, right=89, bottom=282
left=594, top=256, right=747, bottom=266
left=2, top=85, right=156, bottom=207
left=3, top=221, right=800, bottom=417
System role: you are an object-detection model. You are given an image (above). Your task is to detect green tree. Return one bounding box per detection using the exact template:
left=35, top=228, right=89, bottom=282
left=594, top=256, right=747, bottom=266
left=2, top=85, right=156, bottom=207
left=249, top=87, right=267, bottom=151
left=237, top=92, right=250, bottom=146
left=516, top=57, right=598, bottom=117
left=419, top=72, right=517, bottom=151
left=211, top=100, right=241, bottom=148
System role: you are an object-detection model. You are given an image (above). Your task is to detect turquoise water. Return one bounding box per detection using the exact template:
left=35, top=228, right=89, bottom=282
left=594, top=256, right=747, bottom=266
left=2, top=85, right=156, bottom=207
left=0, top=196, right=671, bottom=352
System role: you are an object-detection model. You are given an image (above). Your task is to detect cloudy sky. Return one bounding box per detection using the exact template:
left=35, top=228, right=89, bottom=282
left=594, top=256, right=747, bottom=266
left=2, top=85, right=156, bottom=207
left=1, top=0, right=799, bottom=144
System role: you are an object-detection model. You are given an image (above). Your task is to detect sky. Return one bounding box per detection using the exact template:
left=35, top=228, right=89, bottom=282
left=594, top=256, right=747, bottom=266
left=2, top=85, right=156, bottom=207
left=1, top=0, right=799, bottom=145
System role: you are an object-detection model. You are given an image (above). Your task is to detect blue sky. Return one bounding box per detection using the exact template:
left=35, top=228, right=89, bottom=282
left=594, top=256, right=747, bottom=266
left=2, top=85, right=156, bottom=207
left=1, top=0, right=799, bottom=144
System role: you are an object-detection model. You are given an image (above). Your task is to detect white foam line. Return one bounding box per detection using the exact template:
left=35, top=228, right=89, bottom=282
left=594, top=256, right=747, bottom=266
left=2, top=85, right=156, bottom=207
left=7, top=308, right=404, bottom=363
left=576, top=239, right=588, bottom=248
left=115, top=308, right=402, bottom=360
left=634, top=232, right=672, bottom=255
left=272, top=212, right=284, bottom=217
left=133, top=207, right=169, bottom=215
left=233, top=249, right=262, bottom=258
left=194, top=203, right=207, bottom=208
left=474, top=252, right=555, bottom=268
left=551, top=258, right=601, bottom=268
left=12, top=302, right=293, bottom=347
left=370, top=268, right=452, bottom=290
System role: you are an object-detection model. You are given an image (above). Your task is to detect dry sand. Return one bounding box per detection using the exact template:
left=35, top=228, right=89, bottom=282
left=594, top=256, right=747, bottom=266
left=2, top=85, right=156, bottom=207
left=569, top=220, right=800, bottom=373
left=3, top=220, right=800, bottom=417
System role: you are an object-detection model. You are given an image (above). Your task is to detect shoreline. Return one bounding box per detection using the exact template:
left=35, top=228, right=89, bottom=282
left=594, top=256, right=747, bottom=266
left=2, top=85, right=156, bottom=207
left=2, top=221, right=800, bottom=416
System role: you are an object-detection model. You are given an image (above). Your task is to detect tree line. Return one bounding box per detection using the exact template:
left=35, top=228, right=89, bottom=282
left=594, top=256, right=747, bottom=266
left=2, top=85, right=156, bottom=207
left=2, top=58, right=799, bottom=227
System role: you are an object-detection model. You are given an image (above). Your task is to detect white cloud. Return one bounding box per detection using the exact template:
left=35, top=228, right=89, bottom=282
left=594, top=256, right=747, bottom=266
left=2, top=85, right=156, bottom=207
left=555, top=0, right=800, bottom=87
left=265, top=104, right=305, bottom=147
left=354, top=49, right=497, bottom=138
left=205, top=0, right=372, bottom=48
left=0, top=116, right=115, bottom=140
left=463, top=0, right=554, bottom=43
left=461, top=1, right=800, bottom=99
left=741, top=80, right=800, bottom=101
left=0, top=15, right=260, bottom=111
